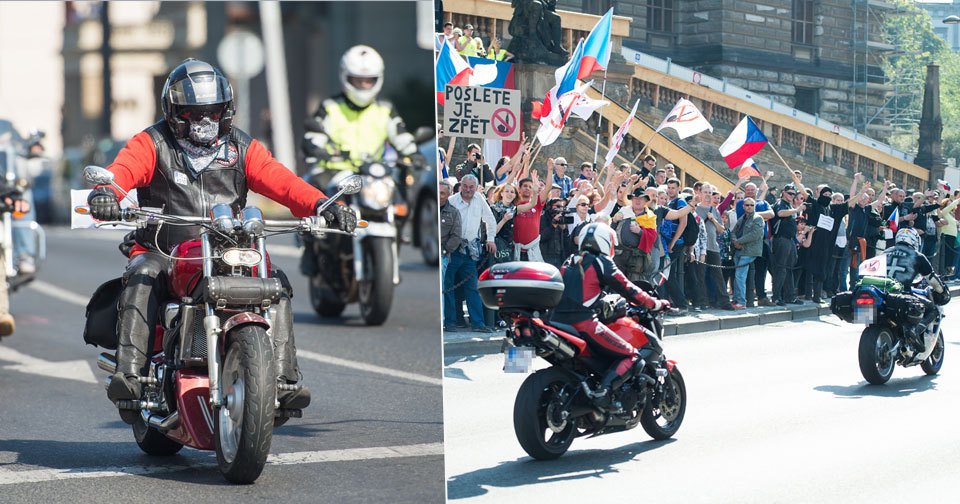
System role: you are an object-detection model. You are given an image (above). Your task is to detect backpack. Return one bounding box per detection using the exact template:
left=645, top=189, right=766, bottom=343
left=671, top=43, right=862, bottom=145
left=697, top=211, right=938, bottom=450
left=682, top=212, right=700, bottom=247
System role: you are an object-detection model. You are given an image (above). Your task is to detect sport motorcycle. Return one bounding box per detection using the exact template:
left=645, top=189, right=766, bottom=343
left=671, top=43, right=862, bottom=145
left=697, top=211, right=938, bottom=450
left=78, top=166, right=362, bottom=483
left=478, top=261, right=687, bottom=460
left=831, top=275, right=946, bottom=385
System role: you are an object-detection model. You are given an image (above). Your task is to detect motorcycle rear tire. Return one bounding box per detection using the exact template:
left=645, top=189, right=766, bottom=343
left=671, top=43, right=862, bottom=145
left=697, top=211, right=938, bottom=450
left=215, top=325, right=277, bottom=484
left=640, top=366, right=686, bottom=440
left=513, top=367, right=577, bottom=460
left=359, top=237, right=394, bottom=326
left=133, top=418, right=183, bottom=456
left=921, top=330, right=945, bottom=376
left=858, top=325, right=896, bottom=385
left=309, top=275, right=346, bottom=318
left=417, top=196, right=439, bottom=266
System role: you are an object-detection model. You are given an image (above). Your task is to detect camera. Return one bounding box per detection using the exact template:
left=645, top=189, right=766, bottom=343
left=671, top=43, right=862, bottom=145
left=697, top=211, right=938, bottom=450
left=559, top=207, right=576, bottom=225
left=473, top=153, right=482, bottom=160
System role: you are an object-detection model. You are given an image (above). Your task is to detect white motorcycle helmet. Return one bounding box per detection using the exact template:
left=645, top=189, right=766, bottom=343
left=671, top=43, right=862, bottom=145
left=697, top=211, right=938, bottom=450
left=895, top=227, right=921, bottom=252
left=578, top=222, right=618, bottom=259
left=340, top=45, right=384, bottom=108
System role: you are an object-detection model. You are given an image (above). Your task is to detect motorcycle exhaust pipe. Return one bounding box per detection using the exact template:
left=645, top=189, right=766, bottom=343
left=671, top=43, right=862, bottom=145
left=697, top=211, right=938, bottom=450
left=140, top=410, right=180, bottom=431
left=538, top=332, right=576, bottom=360
left=97, top=353, right=117, bottom=374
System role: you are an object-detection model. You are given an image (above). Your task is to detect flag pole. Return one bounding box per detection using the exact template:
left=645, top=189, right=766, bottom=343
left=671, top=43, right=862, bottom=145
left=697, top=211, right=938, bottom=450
left=768, top=142, right=794, bottom=174
left=592, top=68, right=608, bottom=167
left=629, top=128, right=659, bottom=166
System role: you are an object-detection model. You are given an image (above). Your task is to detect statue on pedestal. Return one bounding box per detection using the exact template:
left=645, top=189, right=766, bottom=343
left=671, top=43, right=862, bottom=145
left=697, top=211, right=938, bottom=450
left=507, top=0, right=568, bottom=66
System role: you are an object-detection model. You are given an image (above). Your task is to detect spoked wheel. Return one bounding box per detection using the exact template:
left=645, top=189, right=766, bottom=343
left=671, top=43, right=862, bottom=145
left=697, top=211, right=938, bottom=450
left=513, top=367, right=577, bottom=460
left=640, top=366, right=686, bottom=440
left=858, top=325, right=897, bottom=385
left=921, top=330, right=945, bottom=376
left=309, top=274, right=346, bottom=318
left=215, top=325, right=277, bottom=484
left=133, top=415, right=183, bottom=456
left=358, top=237, right=394, bottom=326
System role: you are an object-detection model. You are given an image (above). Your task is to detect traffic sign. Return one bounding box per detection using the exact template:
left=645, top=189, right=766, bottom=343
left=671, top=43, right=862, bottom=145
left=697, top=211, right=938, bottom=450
left=217, top=30, right=265, bottom=79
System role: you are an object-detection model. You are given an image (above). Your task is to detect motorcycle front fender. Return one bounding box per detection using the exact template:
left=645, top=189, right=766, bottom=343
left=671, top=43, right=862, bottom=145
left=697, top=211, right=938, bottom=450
left=221, top=312, right=270, bottom=345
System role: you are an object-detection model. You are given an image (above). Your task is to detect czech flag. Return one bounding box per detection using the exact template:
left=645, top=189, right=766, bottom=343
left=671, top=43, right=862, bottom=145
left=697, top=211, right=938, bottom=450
left=719, top=116, right=768, bottom=169
left=578, top=8, right=612, bottom=79
left=435, top=42, right=472, bottom=105
left=888, top=206, right=898, bottom=234
left=737, top=158, right=762, bottom=179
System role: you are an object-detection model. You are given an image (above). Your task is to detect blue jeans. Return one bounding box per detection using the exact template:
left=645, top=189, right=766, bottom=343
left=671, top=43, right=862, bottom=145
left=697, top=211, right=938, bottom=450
left=443, top=250, right=485, bottom=329
left=733, top=254, right=757, bottom=305
left=13, top=190, right=36, bottom=258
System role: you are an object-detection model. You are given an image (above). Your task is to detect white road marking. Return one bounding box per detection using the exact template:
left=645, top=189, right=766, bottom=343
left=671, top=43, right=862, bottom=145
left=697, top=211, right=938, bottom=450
left=298, top=349, right=443, bottom=386
left=0, top=347, right=97, bottom=384
left=27, top=281, right=90, bottom=307
left=0, top=442, right=443, bottom=485
left=24, top=282, right=441, bottom=386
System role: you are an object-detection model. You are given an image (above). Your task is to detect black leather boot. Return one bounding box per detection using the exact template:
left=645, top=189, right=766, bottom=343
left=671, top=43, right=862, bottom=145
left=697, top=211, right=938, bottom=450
left=272, top=296, right=311, bottom=410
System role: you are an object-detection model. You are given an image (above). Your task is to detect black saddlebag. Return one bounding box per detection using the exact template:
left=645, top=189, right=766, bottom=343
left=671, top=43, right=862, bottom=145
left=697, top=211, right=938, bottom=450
left=83, top=277, right=123, bottom=349
left=830, top=292, right=854, bottom=323
left=884, top=293, right=925, bottom=325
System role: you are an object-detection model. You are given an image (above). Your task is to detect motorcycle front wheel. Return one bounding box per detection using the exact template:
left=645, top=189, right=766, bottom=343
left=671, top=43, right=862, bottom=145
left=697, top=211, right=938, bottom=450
left=513, top=367, right=577, bottom=460
left=215, top=324, right=277, bottom=484
left=358, top=237, right=394, bottom=326
left=921, top=330, right=945, bottom=376
left=858, top=325, right=896, bottom=385
left=640, top=366, right=686, bottom=440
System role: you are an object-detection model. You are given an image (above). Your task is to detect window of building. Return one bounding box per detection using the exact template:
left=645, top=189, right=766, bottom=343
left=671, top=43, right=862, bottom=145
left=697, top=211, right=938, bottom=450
left=583, top=0, right=612, bottom=16
left=792, top=0, right=815, bottom=45
left=646, top=0, right=674, bottom=33
left=795, top=87, right=819, bottom=116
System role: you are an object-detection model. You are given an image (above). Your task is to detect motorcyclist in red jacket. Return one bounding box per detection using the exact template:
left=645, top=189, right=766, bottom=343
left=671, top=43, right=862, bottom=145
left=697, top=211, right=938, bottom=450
left=553, top=222, right=670, bottom=406
left=87, top=59, right=357, bottom=422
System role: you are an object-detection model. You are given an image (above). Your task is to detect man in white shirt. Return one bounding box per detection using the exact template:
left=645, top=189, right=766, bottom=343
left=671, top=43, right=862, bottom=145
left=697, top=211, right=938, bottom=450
left=444, top=175, right=498, bottom=332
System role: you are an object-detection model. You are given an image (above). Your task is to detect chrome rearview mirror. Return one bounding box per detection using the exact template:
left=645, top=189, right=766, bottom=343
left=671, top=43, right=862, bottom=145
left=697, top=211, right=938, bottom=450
left=83, top=165, right=115, bottom=186
left=338, top=174, right=363, bottom=195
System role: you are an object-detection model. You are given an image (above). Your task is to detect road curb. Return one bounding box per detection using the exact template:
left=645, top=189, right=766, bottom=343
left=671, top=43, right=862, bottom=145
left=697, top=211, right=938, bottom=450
left=443, top=284, right=960, bottom=358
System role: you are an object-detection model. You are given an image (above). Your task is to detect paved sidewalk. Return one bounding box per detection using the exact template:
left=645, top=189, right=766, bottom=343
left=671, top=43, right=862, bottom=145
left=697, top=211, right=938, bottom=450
left=443, top=284, right=960, bottom=357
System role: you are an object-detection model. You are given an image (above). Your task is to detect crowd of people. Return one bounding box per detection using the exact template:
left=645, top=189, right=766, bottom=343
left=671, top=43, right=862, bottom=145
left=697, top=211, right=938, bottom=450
left=436, top=21, right=514, bottom=61
left=438, top=138, right=960, bottom=332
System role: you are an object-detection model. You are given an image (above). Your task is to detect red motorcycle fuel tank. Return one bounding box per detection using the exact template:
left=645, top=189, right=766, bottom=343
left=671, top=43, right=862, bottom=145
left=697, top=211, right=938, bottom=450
left=169, top=240, right=203, bottom=299
left=165, top=369, right=214, bottom=450
left=607, top=316, right=651, bottom=349
left=168, top=240, right=273, bottom=299
left=478, top=261, right=564, bottom=311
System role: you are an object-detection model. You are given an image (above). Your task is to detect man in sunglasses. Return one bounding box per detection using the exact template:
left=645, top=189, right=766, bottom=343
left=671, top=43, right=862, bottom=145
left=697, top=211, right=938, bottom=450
left=770, top=184, right=804, bottom=306
left=86, top=59, right=357, bottom=421
left=552, top=157, right=573, bottom=198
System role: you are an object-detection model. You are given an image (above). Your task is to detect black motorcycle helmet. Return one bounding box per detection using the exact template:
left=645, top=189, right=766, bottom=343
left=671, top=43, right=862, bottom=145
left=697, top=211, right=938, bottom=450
left=161, top=59, right=235, bottom=141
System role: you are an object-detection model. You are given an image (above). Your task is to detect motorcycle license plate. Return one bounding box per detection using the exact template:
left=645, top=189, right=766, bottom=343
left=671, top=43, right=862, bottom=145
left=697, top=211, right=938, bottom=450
left=854, top=307, right=876, bottom=324
left=503, top=347, right=534, bottom=374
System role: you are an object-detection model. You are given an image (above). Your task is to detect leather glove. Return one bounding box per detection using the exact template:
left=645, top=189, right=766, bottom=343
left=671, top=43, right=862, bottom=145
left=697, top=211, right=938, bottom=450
left=647, top=298, right=671, bottom=312
left=88, top=187, right=120, bottom=221
left=316, top=199, right=357, bottom=233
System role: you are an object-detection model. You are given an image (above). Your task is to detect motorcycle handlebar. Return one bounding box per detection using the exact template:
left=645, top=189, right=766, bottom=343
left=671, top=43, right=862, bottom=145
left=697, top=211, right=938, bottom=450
left=98, top=208, right=356, bottom=236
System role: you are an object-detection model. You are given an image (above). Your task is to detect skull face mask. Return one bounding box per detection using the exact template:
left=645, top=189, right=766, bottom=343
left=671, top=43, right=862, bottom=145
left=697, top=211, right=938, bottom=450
left=188, top=117, right=219, bottom=145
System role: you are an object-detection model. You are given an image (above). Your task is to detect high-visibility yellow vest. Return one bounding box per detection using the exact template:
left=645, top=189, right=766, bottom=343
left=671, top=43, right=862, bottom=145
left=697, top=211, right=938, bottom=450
left=317, top=98, right=393, bottom=172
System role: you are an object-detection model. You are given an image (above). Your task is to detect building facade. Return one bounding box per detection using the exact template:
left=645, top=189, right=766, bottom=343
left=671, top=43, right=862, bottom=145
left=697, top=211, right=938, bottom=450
left=556, top=0, right=897, bottom=140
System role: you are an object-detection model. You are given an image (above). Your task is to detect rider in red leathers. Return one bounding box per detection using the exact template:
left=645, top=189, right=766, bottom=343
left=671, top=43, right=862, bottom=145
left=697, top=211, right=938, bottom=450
left=552, top=222, right=670, bottom=403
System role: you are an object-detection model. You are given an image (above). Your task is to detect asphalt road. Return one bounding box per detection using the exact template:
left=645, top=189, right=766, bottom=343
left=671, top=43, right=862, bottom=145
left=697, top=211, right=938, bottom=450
left=0, top=228, right=445, bottom=503
left=444, top=304, right=960, bottom=503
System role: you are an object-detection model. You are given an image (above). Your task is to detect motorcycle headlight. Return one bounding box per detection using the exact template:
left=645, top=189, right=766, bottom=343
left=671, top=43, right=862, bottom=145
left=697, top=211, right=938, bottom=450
left=222, top=248, right=263, bottom=267
left=367, top=163, right=388, bottom=178
left=360, top=176, right=394, bottom=210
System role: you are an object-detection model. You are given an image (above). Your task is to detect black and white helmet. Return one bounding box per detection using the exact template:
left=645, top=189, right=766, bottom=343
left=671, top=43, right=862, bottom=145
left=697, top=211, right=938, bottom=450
left=895, top=227, right=921, bottom=252
left=578, top=222, right=618, bottom=258
left=161, top=59, right=235, bottom=142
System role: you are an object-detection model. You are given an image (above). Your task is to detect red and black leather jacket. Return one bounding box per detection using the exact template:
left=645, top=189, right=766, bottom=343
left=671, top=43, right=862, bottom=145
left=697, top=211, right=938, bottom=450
left=102, top=121, right=325, bottom=252
left=552, top=252, right=658, bottom=324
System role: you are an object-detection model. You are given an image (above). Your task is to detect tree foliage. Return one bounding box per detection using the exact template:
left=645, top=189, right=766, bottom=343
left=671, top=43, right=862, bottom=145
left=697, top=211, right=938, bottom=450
left=883, top=0, right=960, bottom=161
